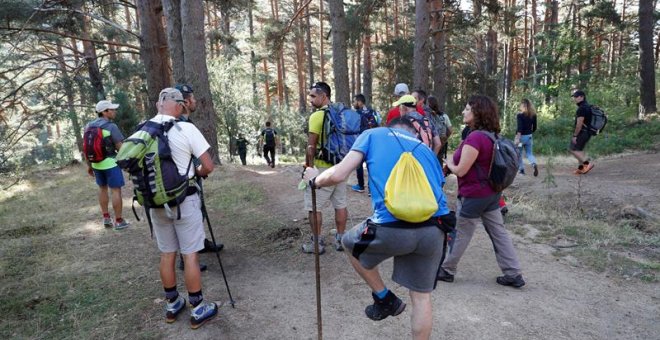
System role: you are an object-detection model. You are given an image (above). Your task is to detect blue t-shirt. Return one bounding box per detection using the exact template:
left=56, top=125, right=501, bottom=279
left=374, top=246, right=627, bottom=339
left=351, top=127, right=450, bottom=224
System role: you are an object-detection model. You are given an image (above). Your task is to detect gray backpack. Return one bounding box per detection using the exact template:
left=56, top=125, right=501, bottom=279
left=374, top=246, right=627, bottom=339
left=475, top=130, right=520, bottom=192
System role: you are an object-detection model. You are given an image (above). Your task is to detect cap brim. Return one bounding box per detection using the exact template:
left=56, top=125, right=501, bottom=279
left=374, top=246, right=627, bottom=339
left=109, top=104, right=120, bottom=109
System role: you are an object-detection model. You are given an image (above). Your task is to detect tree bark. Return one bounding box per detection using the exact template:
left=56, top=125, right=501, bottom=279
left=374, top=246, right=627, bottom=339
left=162, top=0, right=186, bottom=83
left=638, top=0, right=657, bottom=116
left=305, top=4, right=315, bottom=85
left=249, top=1, right=258, bottom=102
left=56, top=42, right=83, bottom=152
left=79, top=6, right=106, bottom=100
left=319, top=0, right=325, bottom=82
left=362, top=15, right=373, bottom=104
left=181, top=0, right=220, bottom=162
left=430, top=0, right=447, bottom=108
left=136, top=0, right=172, bottom=117
left=327, top=0, right=350, bottom=105
left=413, top=0, right=430, bottom=91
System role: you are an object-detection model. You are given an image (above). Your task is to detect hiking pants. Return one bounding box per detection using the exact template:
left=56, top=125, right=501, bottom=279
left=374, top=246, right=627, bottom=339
left=441, top=196, right=522, bottom=278
left=238, top=151, right=247, bottom=165
left=263, top=145, right=276, bottom=165
left=518, top=134, right=537, bottom=170
left=355, top=161, right=366, bottom=188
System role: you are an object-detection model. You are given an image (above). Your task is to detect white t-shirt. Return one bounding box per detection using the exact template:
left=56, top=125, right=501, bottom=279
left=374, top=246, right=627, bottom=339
left=442, top=113, right=452, bottom=128
left=149, top=114, right=211, bottom=178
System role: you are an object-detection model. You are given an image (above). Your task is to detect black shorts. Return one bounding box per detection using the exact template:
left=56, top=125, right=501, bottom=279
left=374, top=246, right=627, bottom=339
left=569, top=130, right=591, bottom=151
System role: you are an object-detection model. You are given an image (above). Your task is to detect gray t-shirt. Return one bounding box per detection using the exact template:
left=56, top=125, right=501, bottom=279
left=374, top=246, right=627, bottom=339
left=87, top=117, right=124, bottom=144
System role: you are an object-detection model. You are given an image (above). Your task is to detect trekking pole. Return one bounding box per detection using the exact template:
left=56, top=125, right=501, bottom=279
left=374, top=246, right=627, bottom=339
left=311, top=187, right=323, bottom=340
left=198, top=180, right=236, bottom=308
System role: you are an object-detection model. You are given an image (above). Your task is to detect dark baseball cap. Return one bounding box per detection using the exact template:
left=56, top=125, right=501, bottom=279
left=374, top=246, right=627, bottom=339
left=571, top=90, right=585, bottom=98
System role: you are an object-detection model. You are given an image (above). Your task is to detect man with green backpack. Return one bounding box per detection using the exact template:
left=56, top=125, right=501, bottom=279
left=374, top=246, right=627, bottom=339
left=303, top=117, right=453, bottom=340
left=116, top=88, right=218, bottom=329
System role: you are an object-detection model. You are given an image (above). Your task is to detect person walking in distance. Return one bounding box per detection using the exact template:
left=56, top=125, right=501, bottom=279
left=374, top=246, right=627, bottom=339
left=426, top=95, right=453, bottom=165
left=260, top=121, right=279, bottom=168
left=437, top=95, right=525, bottom=288
left=352, top=93, right=380, bottom=193
left=302, top=82, right=348, bottom=253
left=84, top=100, right=129, bottom=230
left=514, top=98, right=539, bottom=176
left=569, top=90, right=595, bottom=174
left=149, top=88, right=218, bottom=329
left=236, top=133, right=249, bottom=166
left=303, top=117, right=452, bottom=340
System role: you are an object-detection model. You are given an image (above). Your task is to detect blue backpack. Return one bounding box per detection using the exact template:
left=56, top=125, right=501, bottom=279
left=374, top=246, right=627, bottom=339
left=318, top=103, right=362, bottom=165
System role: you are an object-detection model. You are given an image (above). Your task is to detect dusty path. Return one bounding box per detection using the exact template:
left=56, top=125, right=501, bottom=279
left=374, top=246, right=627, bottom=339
left=155, top=151, right=659, bottom=340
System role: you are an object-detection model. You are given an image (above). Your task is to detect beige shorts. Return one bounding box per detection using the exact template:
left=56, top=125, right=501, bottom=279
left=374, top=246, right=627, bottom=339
left=150, top=194, right=205, bottom=254
left=304, top=168, right=348, bottom=211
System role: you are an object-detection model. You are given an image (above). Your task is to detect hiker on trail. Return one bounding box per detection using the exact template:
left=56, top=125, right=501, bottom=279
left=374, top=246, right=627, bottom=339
left=515, top=98, right=539, bottom=176
left=84, top=100, right=129, bottom=230
left=302, top=117, right=452, bottom=340
left=427, top=95, right=453, bottom=165
left=412, top=89, right=432, bottom=116
left=148, top=88, right=218, bottom=328
left=235, top=133, right=249, bottom=166
left=385, top=83, right=409, bottom=124
left=394, top=94, right=442, bottom=155
left=174, top=84, right=222, bottom=272
left=351, top=93, right=380, bottom=193
left=302, top=81, right=348, bottom=254
left=260, top=121, right=279, bottom=168
left=437, top=95, right=525, bottom=288
left=569, top=90, right=595, bottom=174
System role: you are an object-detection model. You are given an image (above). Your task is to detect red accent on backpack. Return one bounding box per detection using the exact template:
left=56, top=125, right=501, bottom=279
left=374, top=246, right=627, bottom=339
left=410, top=117, right=433, bottom=149
left=83, top=126, right=106, bottom=162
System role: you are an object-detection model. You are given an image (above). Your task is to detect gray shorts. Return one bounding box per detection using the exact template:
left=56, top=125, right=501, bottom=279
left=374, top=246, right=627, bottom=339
left=342, top=220, right=445, bottom=293
left=304, top=168, right=348, bottom=211
left=150, top=194, right=205, bottom=254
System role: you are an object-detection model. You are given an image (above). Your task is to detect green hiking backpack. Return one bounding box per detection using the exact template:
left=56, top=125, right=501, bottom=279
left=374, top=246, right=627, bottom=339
left=116, top=120, right=193, bottom=219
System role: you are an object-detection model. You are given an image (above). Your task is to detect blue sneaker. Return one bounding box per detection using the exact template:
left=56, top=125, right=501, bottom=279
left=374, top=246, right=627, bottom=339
left=351, top=184, right=365, bottom=193
left=114, top=219, right=130, bottom=230
left=190, top=301, right=218, bottom=329
left=165, top=295, right=186, bottom=323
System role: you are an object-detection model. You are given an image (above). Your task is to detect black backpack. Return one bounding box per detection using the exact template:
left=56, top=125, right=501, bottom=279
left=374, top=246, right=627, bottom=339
left=588, top=105, right=608, bottom=136
left=263, top=128, right=276, bottom=146
left=475, top=131, right=520, bottom=192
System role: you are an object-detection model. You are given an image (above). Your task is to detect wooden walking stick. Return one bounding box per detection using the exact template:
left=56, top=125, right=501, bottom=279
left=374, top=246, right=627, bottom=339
left=311, top=186, right=323, bottom=340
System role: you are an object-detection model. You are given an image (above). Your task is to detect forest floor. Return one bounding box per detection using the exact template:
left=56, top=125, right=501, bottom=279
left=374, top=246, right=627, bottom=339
left=1, top=150, right=659, bottom=339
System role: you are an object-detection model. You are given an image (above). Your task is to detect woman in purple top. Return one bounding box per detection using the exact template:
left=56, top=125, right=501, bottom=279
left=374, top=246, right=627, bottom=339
left=514, top=99, right=538, bottom=176
left=437, top=95, right=525, bottom=288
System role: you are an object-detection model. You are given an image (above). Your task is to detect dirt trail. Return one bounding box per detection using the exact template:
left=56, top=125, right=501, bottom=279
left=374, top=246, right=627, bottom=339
left=154, top=152, right=659, bottom=340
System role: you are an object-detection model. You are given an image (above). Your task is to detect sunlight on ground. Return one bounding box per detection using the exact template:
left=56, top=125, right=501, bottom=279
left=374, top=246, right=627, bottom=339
left=78, top=220, right=107, bottom=236
left=0, top=181, right=34, bottom=202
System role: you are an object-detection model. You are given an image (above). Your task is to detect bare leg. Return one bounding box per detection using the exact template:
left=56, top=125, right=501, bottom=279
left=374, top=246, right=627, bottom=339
left=335, top=208, right=347, bottom=234
left=160, top=252, right=177, bottom=288
left=182, top=252, right=202, bottom=292
left=111, top=187, right=123, bottom=219
left=569, top=150, right=587, bottom=164
left=347, top=254, right=385, bottom=292
left=409, top=291, right=433, bottom=340
left=98, top=186, right=109, bottom=215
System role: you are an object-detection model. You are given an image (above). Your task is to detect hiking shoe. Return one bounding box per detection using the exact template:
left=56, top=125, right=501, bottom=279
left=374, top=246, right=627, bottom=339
left=533, top=164, right=539, bottom=177
left=165, top=295, right=186, bottom=323
left=496, top=274, right=526, bottom=288
left=199, top=239, right=223, bottom=253
left=301, top=237, right=325, bottom=254
left=518, top=169, right=525, bottom=175
left=581, top=163, right=594, bottom=174
left=351, top=184, right=365, bottom=193
left=114, top=219, right=129, bottom=230
left=190, top=301, right=218, bottom=329
left=103, top=217, right=113, bottom=228
left=500, top=206, right=508, bottom=217
left=334, top=236, right=344, bottom=252
left=365, top=291, right=406, bottom=321
left=436, top=268, right=454, bottom=283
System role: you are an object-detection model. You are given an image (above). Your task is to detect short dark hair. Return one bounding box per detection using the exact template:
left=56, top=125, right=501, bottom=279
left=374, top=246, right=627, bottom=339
left=427, top=95, right=441, bottom=115
left=413, top=89, right=427, bottom=101
left=265, top=121, right=271, bottom=127
left=354, top=94, right=366, bottom=103
left=387, top=116, right=415, bottom=133
left=310, top=82, right=331, bottom=99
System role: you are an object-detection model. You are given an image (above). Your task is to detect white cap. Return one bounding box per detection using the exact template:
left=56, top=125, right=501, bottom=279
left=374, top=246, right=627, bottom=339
left=158, top=88, right=185, bottom=104
left=95, top=100, right=119, bottom=113
left=393, top=83, right=409, bottom=96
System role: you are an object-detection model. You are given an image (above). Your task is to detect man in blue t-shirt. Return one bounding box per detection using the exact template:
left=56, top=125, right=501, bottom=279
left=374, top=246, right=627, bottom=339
left=303, top=117, right=451, bottom=340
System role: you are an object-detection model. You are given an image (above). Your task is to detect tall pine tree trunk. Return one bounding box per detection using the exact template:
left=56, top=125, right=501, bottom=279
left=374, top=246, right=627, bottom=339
left=181, top=0, right=220, bottom=163
left=362, top=15, right=373, bottom=104
left=638, top=0, right=657, bottom=116
left=57, top=42, right=83, bottom=152
left=430, top=0, right=447, bottom=108
left=305, top=4, right=315, bottom=85
left=79, top=6, right=106, bottom=100
left=413, top=0, right=430, bottom=91
left=327, top=0, right=350, bottom=105
left=136, top=0, right=172, bottom=116
left=162, top=0, right=186, bottom=83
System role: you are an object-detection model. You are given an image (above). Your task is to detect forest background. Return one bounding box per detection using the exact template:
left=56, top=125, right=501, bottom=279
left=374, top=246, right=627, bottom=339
left=0, top=0, right=658, bottom=176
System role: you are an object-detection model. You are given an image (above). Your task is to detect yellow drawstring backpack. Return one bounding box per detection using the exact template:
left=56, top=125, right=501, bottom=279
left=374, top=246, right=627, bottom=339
left=384, top=129, right=438, bottom=223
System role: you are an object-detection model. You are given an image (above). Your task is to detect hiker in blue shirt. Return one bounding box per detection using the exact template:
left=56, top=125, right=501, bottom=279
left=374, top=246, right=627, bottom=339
left=351, top=93, right=380, bottom=193
left=303, top=117, right=451, bottom=340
